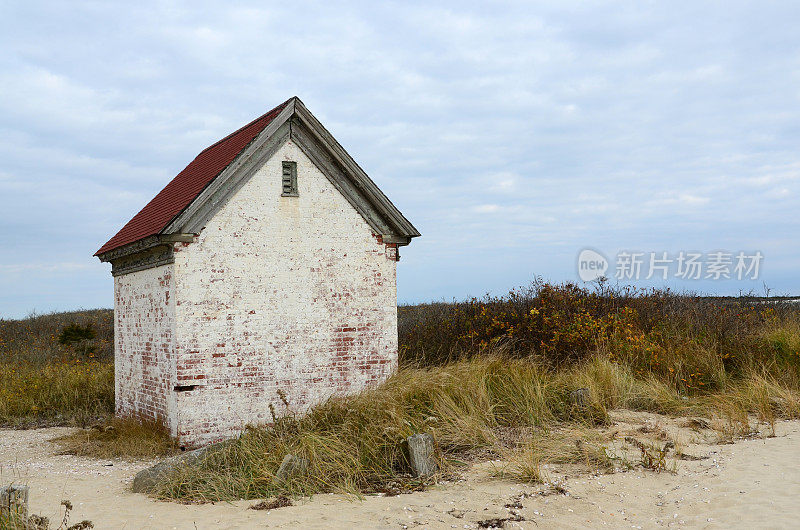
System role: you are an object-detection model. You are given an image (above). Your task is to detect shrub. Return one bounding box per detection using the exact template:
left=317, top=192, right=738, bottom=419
left=57, top=323, right=96, bottom=346
left=399, top=280, right=797, bottom=393
left=0, top=309, right=113, bottom=363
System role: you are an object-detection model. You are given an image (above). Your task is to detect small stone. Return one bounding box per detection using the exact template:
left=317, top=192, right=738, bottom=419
left=132, top=440, right=231, bottom=493
left=407, top=433, right=437, bottom=478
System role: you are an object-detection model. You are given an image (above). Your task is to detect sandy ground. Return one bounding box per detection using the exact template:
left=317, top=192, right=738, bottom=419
left=1, top=413, right=799, bottom=529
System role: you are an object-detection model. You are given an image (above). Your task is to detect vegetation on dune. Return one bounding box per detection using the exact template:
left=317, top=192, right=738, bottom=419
left=158, top=282, right=800, bottom=501
left=155, top=355, right=611, bottom=501
left=0, top=360, right=113, bottom=428
left=0, top=309, right=112, bottom=363
left=54, top=416, right=179, bottom=460
left=153, top=354, right=800, bottom=501
left=399, top=280, right=797, bottom=382
left=3, top=282, right=800, bottom=501
left=0, top=309, right=113, bottom=427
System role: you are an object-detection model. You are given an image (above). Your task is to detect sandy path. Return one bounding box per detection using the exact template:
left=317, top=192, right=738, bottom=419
left=1, top=417, right=799, bottom=529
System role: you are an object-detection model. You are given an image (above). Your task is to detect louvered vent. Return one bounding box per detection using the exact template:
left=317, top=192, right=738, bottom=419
left=281, top=161, right=298, bottom=196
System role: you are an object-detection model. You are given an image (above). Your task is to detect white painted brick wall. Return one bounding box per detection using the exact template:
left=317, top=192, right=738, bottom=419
left=114, top=263, right=177, bottom=433
left=170, top=139, right=398, bottom=446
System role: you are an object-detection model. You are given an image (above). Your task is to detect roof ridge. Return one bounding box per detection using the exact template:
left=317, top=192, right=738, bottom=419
left=95, top=96, right=419, bottom=259
left=196, top=97, right=293, bottom=157
left=94, top=97, right=297, bottom=256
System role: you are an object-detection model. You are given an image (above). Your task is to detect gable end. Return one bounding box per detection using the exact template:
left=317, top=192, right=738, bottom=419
left=163, top=97, right=419, bottom=245
left=292, top=99, right=420, bottom=242
left=96, top=97, right=419, bottom=269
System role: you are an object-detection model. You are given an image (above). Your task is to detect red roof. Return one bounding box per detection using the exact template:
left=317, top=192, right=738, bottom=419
left=95, top=98, right=291, bottom=256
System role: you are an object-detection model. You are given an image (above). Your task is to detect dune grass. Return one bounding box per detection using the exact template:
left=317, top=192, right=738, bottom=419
left=151, top=353, right=800, bottom=501
left=0, top=308, right=114, bottom=428
left=155, top=356, right=580, bottom=501
left=0, top=360, right=113, bottom=428
left=491, top=424, right=621, bottom=483
left=3, top=284, right=800, bottom=502
left=54, top=416, right=179, bottom=460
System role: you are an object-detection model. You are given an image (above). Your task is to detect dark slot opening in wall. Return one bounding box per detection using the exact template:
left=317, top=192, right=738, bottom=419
left=174, top=384, right=200, bottom=392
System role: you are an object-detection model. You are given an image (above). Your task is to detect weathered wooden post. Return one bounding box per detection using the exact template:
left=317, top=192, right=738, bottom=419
left=570, top=387, right=590, bottom=410
left=275, top=454, right=309, bottom=483
left=0, top=484, right=29, bottom=518
left=406, top=433, right=437, bottom=477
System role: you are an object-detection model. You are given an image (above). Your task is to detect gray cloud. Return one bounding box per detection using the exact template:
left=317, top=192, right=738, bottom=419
left=1, top=1, right=799, bottom=317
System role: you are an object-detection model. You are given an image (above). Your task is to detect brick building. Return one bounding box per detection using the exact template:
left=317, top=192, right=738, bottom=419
left=95, top=97, right=419, bottom=447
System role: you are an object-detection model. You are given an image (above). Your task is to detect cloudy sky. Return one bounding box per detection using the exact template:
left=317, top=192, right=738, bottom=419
left=1, top=1, right=799, bottom=318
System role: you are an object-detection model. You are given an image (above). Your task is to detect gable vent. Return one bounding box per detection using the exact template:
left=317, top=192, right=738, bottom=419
left=281, top=161, right=298, bottom=196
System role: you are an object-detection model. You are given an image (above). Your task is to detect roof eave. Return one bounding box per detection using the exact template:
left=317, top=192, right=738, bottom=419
left=95, top=234, right=194, bottom=263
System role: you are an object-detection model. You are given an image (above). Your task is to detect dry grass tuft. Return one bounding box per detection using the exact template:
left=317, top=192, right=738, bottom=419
left=54, top=416, right=179, bottom=460
left=493, top=443, right=547, bottom=484
left=493, top=425, right=619, bottom=483
left=0, top=498, right=93, bottom=529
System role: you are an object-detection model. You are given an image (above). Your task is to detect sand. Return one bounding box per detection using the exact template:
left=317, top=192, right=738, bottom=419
left=1, top=413, right=799, bottom=529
